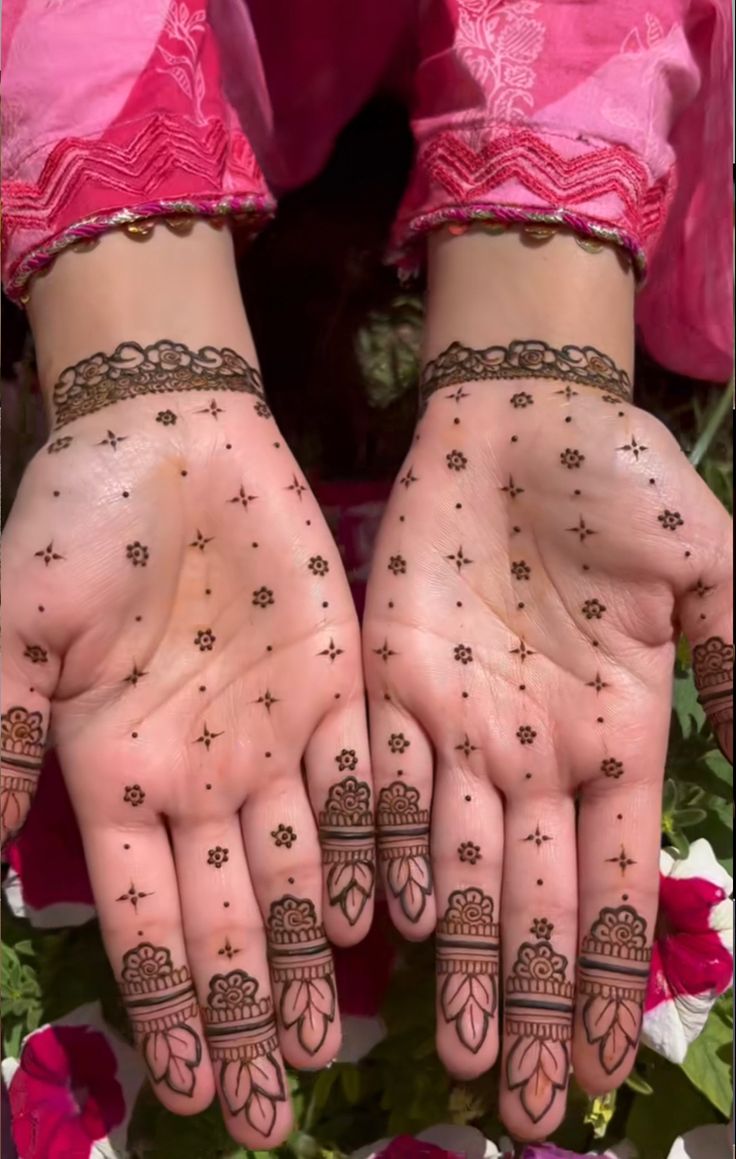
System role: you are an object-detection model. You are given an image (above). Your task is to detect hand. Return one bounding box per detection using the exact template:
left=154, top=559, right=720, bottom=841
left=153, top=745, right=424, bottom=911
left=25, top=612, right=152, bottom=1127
left=363, top=365, right=732, bottom=1139
left=1, top=348, right=374, bottom=1147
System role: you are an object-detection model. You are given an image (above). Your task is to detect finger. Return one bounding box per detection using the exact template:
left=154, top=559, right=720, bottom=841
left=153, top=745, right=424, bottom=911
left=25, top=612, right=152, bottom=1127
left=500, top=789, right=577, bottom=1141
left=679, top=571, right=733, bottom=765
left=370, top=696, right=436, bottom=939
left=303, top=698, right=375, bottom=945
left=431, top=750, right=503, bottom=1079
left=240, top=774, right=341, bottom=1068
left=81, top=821, right=215, bottom=1114
left=574, top=771, right=662, bottom=1094
left=171, top=815, right=292, bottom=1146
left=1, top=682, right=51, bottom=850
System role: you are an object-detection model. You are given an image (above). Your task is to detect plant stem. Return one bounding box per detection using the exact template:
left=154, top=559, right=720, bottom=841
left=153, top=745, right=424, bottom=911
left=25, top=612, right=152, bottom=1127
left=689, top=380, right=733, bottom=469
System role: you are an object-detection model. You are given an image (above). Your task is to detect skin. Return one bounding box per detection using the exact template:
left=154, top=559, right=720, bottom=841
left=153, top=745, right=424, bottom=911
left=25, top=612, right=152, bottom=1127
left=363, top=227, right=733, bottom=1141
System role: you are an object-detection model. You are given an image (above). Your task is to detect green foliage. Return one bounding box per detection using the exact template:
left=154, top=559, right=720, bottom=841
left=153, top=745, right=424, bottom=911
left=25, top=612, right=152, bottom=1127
left=681, top=998, right=734, bottom=1117
left=625, top=1048, right=723, bottom=1159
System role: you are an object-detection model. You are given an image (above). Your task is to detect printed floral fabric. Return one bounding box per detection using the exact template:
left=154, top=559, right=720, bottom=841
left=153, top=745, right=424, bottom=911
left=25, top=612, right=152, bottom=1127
left=2, top=0, right=732, bottom=383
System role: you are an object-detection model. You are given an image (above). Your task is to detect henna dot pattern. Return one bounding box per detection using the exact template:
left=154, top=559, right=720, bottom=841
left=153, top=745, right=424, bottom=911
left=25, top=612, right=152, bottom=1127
left=207, top=846, right=229, bottom=868
left=126, top=542, right=149, bottom=567
left=254, top=400, right=272, bottom=418
left=388, top=733, right=410, bottom=754
left=266, top=896, right=336, bottom=1054
left=454, top=644, right=473, bottom=665
left=252, top=586, right=275, bottom=609
left=123, top=785, right=146, bottom=807
left=436, top=888, right=499, bottom=1054
left=560, top=448, right=585, bottom=469
left=446, top=449, right=468, bottom=472
left=516, top=725, right=537, bottom=745
left=658, top=510, right=684, bottom=532
left=194, top=629, right=216, bottom=652
left=458, top=841, right=482, bottom=865
left=271, top=825, right=297, bottom=849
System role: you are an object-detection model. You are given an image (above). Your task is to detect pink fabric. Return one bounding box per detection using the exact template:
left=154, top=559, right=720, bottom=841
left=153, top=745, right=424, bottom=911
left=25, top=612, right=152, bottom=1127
left=2, top=0, right=733, bottom=383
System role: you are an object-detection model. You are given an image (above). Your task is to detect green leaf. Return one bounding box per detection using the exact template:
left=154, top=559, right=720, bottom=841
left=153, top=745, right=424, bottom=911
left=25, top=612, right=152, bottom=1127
left=339, top=1065, right=362, bottom=1105
left=673, top=669, right=705, bottom=739
left=702, top=750, right=734, bottom=798
left=625, top=1069, right=654, bottom=1095
left=674, top=807, right=708, bottom=828
left=626, top=1049, right=722, bottom=1159
left=681, top=1002, right=734, bottom=1116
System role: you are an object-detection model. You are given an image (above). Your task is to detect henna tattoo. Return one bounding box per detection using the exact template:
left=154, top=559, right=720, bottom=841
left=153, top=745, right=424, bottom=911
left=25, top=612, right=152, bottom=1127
left=692, top=579, right=715, bottom=598
left=228, top=485, right=258, bottom=509
left=511, top=560, right=532, bottom=581
left=455, top=734, right=478, bottom=758
left=35, top=542, right=64, bottom=565
left=319, top=777, right=375, bottom=925
left=120, top=942, right=201, bottom=1096
left=400, top=467, right=419, bottom=488
left=458, top=842, right=481, bottom=864
left=501, top=476, right=525, bottom=499
left=218, top=939, right=240, bottom=959
left=505, top=935, right=573, bottom=1123
left=156, top=409, right=177, bottom=425
left=588, top=674, right=609, bottom=694
left=556, top=386, right=578, bottom=401
left=693, top=637, right=733, bottom=762
left=271, top=825, right=297, bottom=849
left=618, top=436, right=647, bottom=459
left=195, top=724, right=223, bottom=751
left=446, top=546, right=472, bottom=572
left=454, top=644, right=473, bottom=665
left=116, top=883, right=152, bottom=910
left=256, top=690, right=279, bottom=712
left=308, top=556, right=329, bottom=576
left=582, top=599, right=606, bottom=620
left=560, top=448, right=585, bottom=470
left=578, top=905, right=651, bottom=1075
left=48, top=436, right=73, bottom=453
left=377, top=782, right=432, bottom=922
left=202, top=970, right=286, bottom=1133
left=388, top=555, right=407, bottom=575
left=286, top=475, right=308, bottom=500
left=266, top=896, right=336, bottom=1053
left=124, top=664, right=148, bottom=686
left=318, top=638, right=344, bottom=662
left=607, top=846, right=636, bottom=874
left=658, top=510, right=684, bottom=531
left=23, top=646, right=48, bottom=664
left=194, top=629, right=216, bottom=651
left=388, top=733, right=410, bottom=754
left=601, top=758, right=624, bottom=779
left=124, top=784, right=146, bottom=806
left=511, top=391, right=534, bottom=408
left=335, top=749, right=358, bottom=772
left=1, top=706, right=46, bottom=844
left=99, top=430, right=127, bottom=450
left=208, top=847, right=229, bottom=868
left=437, top=889, right=499, bottom=1053
left=511, top=639, right=535, bottom=661
left=419, top=342, right=632, bottom=411
left=189, top=530, right=212, bottom=551
left=568, top=517, right=596, bottom=543
left=523, top=824, right=552, bottom=848
left=531, top=918, right=553, bottom=939
left=374, top=640, right=398, bottom=662
left=254, top=400, right=272, bottom=418
left=198, top=399, right=225, bottom=419
left=252, top=587, right=275, bottom=609
left=126, top=542, right=149, bottom=567
left=516, top=725, right=537, bottom=745
left=446, top=450, right=468, bottom=471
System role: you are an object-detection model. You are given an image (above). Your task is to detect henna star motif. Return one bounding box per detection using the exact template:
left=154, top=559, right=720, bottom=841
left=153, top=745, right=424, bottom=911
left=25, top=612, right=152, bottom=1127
left=256, top=690, right=279, bottom=713
left=447, top=546, right=473, bottom=572
left=555, top=386, right=579, bottom=401
left=99, top=430, right=127, bottom=450
left=400, top=467, right=419, bottom=488
left=501, top=476, right=525, bottom=499
left=606, top=845, right=636, bottom=874
left=217, top=938, right=240, bottom=959
left=373, top=640, right=397, bottom=662
left=197, top=399, right=224, bottom=419
left=195, top=724, right=223, bottom=751
left=618, top=435, right=648, bottom=460
left=511, top=639, right=535, bottom=662
left=286, top=475, right=307, bottom=500
left=228, top=485, right=258, bottom=509
left=124, top=665, right=148, bottom=687
left=318, top=638, right=344, bottom=663
left=446, top=386, right=470, bottom=404
left=34, top=542, right=64, bottom=566
left=116, top=883, right=152, bottom=910
left=455, top=734, right=478, bottom=758
left=567, top=517, right=597, bottom=543
left=523, top=823, right=552, bottom=848
left=588, top=673, right=609, bottom=694
left=189, top=530, right=213, bottom=551
left=692, top=579, right=714, bottom=599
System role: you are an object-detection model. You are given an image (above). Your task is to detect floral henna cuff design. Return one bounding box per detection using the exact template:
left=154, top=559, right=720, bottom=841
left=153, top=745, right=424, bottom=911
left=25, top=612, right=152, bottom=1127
left=693, top=637, right=734, bottom=763
left=376, top=781, right=433, bottom=923
left=505, top=934, right=574, bottom=1124
left=51, top=340, right=266, bottom=428
left=203, top=970, right=286, bottom=1135
left=318, top=776, right=375, bottom=926
left=1, top=706, right=47, bottom=845
left=419, top=340, right=632, bottom=412
left=120, top=942, right=201, bottom=1097
left=266, top=896, right=336, bottom=1055
left=436, top=889, right=499, bottom=1054
left=578, top=905, right=651, bottom=1076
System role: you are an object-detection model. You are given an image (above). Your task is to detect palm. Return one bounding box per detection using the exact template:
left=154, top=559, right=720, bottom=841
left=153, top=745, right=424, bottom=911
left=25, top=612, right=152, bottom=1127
left=363, top=378, right=732, bottom=1138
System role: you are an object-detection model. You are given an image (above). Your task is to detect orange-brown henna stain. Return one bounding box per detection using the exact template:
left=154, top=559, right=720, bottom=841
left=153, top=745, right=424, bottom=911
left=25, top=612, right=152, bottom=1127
left=1, top=706, right=46, bottom=845
left=319, top=776, right=375, bottom=926
left=578, top=905, right=651, bottom=1075
left=376, top=782, right=432, bottom=923
left=266, top=896, right=336, bottom=1054
left=505, top=936, right=573, bottom=1123
left=120, top=942, right=202, bottom=1097
left=693, top=637, right=733, bottom=763
left=437, top=889, right=499, bottom=1053
left=203, top=970, right=286, bottom=1134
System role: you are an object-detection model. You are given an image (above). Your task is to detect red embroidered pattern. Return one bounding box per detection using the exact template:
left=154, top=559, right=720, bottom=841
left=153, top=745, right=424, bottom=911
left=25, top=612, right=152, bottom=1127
left=422, top=128, right=673, bottom=248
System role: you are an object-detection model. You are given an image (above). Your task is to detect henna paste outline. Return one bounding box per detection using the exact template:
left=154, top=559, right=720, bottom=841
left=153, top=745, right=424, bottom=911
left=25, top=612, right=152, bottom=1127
left=693, top=637, right=733, bottom=763
left=376, top=781, right=432, bottom=923
left=266, top=896, right=336, bottom=1054
left=437, top=888, right=499, bottom=1053
left=1, top=706, right=46, bottom=844
left=319, top=776, right=375, bottom=926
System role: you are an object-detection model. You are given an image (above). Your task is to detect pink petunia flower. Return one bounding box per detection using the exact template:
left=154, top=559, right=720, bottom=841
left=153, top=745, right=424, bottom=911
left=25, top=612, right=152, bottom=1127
left=2, top=1004, right=144, bottom=1159
left=642, top=838, right=733, bottom=1063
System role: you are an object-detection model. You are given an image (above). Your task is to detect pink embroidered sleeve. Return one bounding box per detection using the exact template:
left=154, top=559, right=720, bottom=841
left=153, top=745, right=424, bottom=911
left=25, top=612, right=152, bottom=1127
left=391, top=0, right=733, bottom=383
left=1, top=0, right=275, bottom=303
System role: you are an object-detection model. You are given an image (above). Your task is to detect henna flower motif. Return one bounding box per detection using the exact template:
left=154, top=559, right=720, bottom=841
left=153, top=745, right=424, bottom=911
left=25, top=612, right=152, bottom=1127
left=324, top=776, right=370, bottom=816
left=308, top=555, right=329, bottom=576
left=458, top=842, right=481, bottom=865
left=155, top=409, right=177, bottom=425
left=377, top=782, right=420, bottom=815
left=123, top=784, right=146, bottom=807
left=445, top=887, right=494, bottom=927
left=23, top=646, right=48, bottom=664
left=125, top=542, right=149, bottom=567
left=388, top=554, right=407, bottom=575
left=388, top=733, right=410, bottom=754
left=515, top=940, right=568, bottom=981
left=207, top=846, right=229, bottom=868
left=582, top=598, right=606, bottom=620
left=121, top=942, right=173, bottom=982
left=511, top=560, right=531, bottom=581
left=516, top=725, right=537, bottom=745
left=147, top=341, right=192, bottom=369
left=560, top=448, right=585, bottom=469
left=335, top=748, right=358, bottom=772
left=446, top=449, right=468, bottom=471
left=194, top=629, right=216, bottom=651
left=642, top=839, right=733, bottom=1064
left=530, top=918, right=554, bottom=939
left=510, top=391, right=534, bottom=408
left=253, top=400, right=272, bottom=418
left=601, top=757, right=624, bottom=779
left=252, top=586, right=275, bottom=609
left=271, top=825, right=296, bottom=849
left=658, top=510, right=684, bottom=531
left=454, top=644, right=473, bottom=665
left=268, top=896, right=317, bottom=933
left=508, top=340, right=557, bottom=371
left=207, top=969, right=259, bottom=1009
